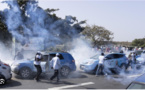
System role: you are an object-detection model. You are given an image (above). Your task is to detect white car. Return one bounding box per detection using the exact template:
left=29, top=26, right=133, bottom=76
left=0, top=60, right=12, bottom=85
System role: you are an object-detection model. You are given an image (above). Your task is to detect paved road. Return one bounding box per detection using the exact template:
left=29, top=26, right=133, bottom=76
left=0, top=71, right=138, bottom=89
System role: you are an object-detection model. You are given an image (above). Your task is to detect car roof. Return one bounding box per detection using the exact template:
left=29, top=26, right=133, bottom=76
left=41, top=52, right=70, bottom=55
left=133, top=74, right=145, bottom=84
left=108, top=53, right=125, bottom=55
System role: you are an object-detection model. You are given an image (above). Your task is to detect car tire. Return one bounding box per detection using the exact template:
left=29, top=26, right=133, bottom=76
left=0, top=76, right=6, bottom=85
left=19, top=67, right=32, bottom=79
left=60, top=66, right=70, bottom=77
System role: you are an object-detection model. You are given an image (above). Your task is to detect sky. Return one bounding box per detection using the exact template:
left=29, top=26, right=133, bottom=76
left=0, top=0, right=145, bottom=42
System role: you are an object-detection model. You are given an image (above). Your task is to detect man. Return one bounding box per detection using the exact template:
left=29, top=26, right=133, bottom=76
left=50, top=53, right=61, bottom=82
left=34, top=51, right=43, bottom=81
left=96, top=53, right=107, bottom=76
left=14, top=51, right=24, bottom=60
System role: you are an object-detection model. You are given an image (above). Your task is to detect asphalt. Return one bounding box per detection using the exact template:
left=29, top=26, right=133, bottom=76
left=0, top=71, right=137, bottom=89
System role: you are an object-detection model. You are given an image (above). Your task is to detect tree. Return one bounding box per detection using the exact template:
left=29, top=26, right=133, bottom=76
left=82, top=25, right=114, bottom=47
left=0, top=11, right=12, bottom=45
left=132, top=38, right=145, bottom=48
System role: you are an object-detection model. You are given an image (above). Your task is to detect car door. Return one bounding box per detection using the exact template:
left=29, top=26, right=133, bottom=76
left=104, top=54, right=116, bottom=68
left=40, top=55, right=49, bottom=73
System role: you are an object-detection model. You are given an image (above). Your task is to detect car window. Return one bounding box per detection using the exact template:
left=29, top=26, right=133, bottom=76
left=49, top=54, right=64, bottom=61
left=127, top=82, right=145, bottom=89
left=90, top=55, right=99, bottom=59
left=43, top=55, right=48, bottom=61
left=105, top=54, right=114, bottom=60
left=113, top=54, right=124, bottom=59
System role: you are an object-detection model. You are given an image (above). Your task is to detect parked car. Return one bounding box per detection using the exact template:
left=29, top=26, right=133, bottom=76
left=80, top=53, right=128, bottom=74
left=127, top=74, right=145, bottom=89
left=0, top=60, right=12, bottom=85
left=11, top=52, right=76, bottom=79
left=128, top=50, right=145, bottom=68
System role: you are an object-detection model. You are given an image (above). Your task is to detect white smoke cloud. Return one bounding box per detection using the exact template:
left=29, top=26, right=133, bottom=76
left=0, top=42, right=14, bottom=65
left=69, top=37, right=98, bottom=70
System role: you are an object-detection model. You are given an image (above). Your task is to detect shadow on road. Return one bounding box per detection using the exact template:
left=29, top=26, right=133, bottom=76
left=40, top=80, right=75, bottom=85
left=13, top=71, right=88, bottom=80
left=0, top=80, right=21, bottom=88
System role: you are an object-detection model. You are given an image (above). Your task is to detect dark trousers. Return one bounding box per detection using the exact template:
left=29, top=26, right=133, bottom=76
left=50, top=69, right=59, bottom=81
left=96, top=64, right=105, bottom=75
left=34, top=65, right=42, bottom=80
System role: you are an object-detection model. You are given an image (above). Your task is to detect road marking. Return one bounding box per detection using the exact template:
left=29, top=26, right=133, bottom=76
left=127, top=74, right=142, bottom=78
left=48, top=82, right=95, bottom=90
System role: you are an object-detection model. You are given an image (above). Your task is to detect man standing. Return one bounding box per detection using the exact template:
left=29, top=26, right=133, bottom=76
left=96, top=53, right=106, bottom=76
left=50, top=53, right=61, bottom=82
left=34, top=51, right=43, bottom=81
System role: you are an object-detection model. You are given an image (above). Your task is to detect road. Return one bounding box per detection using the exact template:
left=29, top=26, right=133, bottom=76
left=0, top=71, right=139, bottom=89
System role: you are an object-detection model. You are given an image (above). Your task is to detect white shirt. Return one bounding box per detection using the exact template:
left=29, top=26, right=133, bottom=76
left=34, top=61, right=41, bottom=65
left=50, top=56, right=61, bottom=70
left=34, top=55, right=42, bottom=65
left=99, top=55, right=105, bottom=64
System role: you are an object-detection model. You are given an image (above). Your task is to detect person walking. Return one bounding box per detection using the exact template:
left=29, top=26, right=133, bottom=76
left=96, top=53, right=107, bottom=76
left=127, top=53, right=132, bottom=69
left=34, top=51, right=43, bottom=81
left=50, top=53, right=61, bottom=82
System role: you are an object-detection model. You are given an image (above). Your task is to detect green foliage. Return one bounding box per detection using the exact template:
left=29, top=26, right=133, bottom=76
left=82, top=25, right=114, bottom=46
left=132, top=38, right=145, bottom=47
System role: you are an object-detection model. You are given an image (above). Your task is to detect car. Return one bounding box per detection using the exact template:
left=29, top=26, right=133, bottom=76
left=0, top=60, right=12, bottom=85
left=11, top=52, right=76, bottom=79
left=128, top=50, right=145, bottom=69
left=80, top=53, right=128, bottom=74
left=127, top=74, right=145, bottom=89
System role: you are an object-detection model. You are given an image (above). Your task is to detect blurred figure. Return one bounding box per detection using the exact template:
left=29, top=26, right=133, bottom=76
left=14, top=51, right=24, bottom=60
left=50, top=53, right=61, bottom=82
left=96, top=53, right=107, bottom=76
left=127, top=53, right=132, bottom=69
left=120, top=50, right=124, bottom=53
left=34, top=51, right=43, bottom=81
left=131, top=52, right=137, bottom=71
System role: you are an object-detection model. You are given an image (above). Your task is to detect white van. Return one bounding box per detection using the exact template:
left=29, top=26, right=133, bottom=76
left=0, top=60, right=12, bottom=85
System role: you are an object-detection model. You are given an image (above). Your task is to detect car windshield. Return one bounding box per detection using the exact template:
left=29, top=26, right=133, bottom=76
left=127, top=82, right=145, bottom=89
left=90, top=55, right=100, bottom=59
left=27, top=57, right=34, bottom=61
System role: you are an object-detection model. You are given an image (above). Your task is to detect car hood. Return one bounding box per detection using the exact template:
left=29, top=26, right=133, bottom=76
left=11, top=59, right=34, bottom=65
left=81, top=59, right=99, bottom=65
left=137, top=57, right=145, bottom=62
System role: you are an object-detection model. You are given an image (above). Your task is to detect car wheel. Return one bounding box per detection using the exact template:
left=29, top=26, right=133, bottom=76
left=0, top=77, right=6, bottom=85
left=60, top=66, right=70, bottom=77
left=19, top=67, right=31, bottom=79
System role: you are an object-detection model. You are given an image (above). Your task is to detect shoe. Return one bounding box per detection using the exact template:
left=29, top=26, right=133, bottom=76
left=95, top=75, right=98, bottom=77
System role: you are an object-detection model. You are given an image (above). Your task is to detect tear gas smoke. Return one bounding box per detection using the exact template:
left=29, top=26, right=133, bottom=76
left=0, top=0, right=83, bottom=62
left=0, top=42, right=13, bottom=65
left=69, top=37, right=100, bottom=70
left=1, top=0, right=79, bottom=52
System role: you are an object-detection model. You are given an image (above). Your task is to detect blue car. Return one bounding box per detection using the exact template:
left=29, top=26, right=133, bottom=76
left=11, top=52, right=76, bottom=78
left=80, top=53, right=128, bottom=74
left=127, top=74, right=145, bottom=89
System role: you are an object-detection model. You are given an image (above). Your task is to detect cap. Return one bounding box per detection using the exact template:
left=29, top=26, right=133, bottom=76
left=56, top=53, right=60, bottom=56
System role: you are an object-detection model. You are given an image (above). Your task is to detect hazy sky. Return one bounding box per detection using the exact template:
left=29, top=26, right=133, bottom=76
left=0, top=0, right=145, bottom=42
